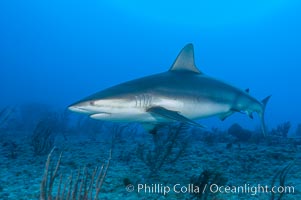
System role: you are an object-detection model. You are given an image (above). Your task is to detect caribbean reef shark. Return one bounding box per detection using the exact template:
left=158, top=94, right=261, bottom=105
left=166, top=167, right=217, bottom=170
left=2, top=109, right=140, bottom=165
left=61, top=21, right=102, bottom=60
left=69, top=44, right=270, bottom=135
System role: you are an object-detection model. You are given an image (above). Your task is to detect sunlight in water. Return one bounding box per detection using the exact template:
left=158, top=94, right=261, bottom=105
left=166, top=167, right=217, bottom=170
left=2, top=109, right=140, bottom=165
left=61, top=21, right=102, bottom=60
left=105, top=0, right=292, bottom=28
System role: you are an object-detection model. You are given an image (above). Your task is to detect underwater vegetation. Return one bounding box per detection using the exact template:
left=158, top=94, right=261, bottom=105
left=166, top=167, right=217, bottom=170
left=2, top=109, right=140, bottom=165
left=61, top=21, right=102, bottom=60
left=1, top=140, right=18, bottom=160
left=0, top=107, right=15, bottom=129
left=270, top=161, right=295, bottom=200
left=40, top=148, right=111, bottom=200
left=190, top=168, right=228, bottom=200
left=137, top=123, right=191, bottom=175
left=296, top=124, right=301, bottom=137
left=30, top=120, right=56, bottom=156
left=270, top=122, right=292, bottom=138
left=0, top=103, right=300, bottom=199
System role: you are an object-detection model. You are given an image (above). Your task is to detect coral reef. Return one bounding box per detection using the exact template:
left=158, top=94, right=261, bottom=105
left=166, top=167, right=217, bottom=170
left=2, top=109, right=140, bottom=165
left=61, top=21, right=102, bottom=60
left=228, top=123, right=252, bottom=142
left=0, top=103, right=301, bottom=199
left=270, top=121, right=291, bottom=138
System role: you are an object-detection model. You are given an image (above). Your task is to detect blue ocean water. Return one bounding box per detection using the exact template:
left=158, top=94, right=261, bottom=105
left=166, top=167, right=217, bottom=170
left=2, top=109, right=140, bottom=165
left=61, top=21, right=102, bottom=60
left=0, top=1, right=301, bottom=199
left=1, top=0, right=300, bottom=127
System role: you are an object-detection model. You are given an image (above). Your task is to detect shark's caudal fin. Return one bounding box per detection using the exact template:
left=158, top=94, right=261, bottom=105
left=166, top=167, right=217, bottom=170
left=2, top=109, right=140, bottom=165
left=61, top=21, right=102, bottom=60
left=169, top=43, right=203, bottom=74
left=260, top=95, right=272, bottom=136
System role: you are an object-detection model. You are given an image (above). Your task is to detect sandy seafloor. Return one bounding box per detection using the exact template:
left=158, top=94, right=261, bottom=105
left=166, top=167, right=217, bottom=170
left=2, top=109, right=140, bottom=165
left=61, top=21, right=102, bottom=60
left=1, top=127, right=300, bottom=200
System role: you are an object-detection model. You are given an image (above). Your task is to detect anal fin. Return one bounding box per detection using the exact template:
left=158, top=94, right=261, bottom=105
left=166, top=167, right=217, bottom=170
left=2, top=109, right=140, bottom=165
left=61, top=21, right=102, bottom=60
left=219, top=111, right=234, bottom=121
left=219, top=107, right=245, bottom=121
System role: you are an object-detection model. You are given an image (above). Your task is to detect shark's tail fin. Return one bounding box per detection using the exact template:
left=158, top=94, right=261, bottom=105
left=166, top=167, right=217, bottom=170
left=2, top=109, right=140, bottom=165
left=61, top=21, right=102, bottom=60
left=260, top=95, right=272, bottom=136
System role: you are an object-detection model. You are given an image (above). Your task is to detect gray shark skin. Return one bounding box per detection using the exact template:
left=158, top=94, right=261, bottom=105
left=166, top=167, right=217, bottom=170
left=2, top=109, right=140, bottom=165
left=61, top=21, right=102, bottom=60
left=69, top=44, right=271, bottom=135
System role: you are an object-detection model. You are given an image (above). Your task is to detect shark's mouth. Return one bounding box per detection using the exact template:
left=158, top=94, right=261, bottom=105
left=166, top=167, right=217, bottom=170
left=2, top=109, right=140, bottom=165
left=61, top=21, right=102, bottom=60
left=68, top=106, right=91, bottom=113
left=90, top=112, right=112, bottom=119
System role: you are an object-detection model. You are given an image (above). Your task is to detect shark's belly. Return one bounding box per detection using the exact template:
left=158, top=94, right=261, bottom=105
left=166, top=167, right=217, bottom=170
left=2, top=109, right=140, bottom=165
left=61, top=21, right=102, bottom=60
left=152, top=97, right=231, bottom=120
left=92, top=95, right=231, bottom=123
left=90, top=107, right=167, bottom=123
left=181, top=102, right=230, bottom=119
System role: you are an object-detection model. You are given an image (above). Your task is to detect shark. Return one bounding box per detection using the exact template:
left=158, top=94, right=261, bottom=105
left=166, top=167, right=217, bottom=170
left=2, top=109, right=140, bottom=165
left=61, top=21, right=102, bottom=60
left=68, top=44, right=271, bottom=135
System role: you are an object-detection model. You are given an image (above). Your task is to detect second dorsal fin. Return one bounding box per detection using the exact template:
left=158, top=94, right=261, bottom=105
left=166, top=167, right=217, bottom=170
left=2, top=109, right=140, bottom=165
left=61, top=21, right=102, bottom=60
left=169, top=43, right=202, bottom=74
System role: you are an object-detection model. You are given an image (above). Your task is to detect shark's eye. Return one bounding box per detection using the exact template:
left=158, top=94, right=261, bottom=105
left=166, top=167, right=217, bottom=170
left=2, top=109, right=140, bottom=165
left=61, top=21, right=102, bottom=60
left=89, top=101, right=95, bottom=105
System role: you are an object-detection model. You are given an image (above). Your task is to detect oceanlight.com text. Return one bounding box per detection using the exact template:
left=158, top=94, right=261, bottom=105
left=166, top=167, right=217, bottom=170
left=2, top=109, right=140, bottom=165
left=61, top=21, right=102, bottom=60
left=125, top=183, right=295, bottom=196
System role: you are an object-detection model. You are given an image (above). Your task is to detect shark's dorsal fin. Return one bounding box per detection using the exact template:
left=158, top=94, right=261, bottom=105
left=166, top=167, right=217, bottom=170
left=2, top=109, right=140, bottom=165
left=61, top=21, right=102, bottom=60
left=169, top=43, right=202, bottom=74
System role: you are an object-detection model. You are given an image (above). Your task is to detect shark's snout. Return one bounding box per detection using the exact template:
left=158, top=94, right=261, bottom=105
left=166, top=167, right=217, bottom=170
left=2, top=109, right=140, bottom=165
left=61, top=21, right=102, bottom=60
left=68, top=101, right=93, bottom=114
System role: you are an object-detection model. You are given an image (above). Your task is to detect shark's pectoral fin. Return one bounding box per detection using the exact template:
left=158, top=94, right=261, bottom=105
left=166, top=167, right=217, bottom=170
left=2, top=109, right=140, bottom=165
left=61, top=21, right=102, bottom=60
left=219, top=111, right=234, bottom=121
left=146, top=106, right=204, bottom=128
